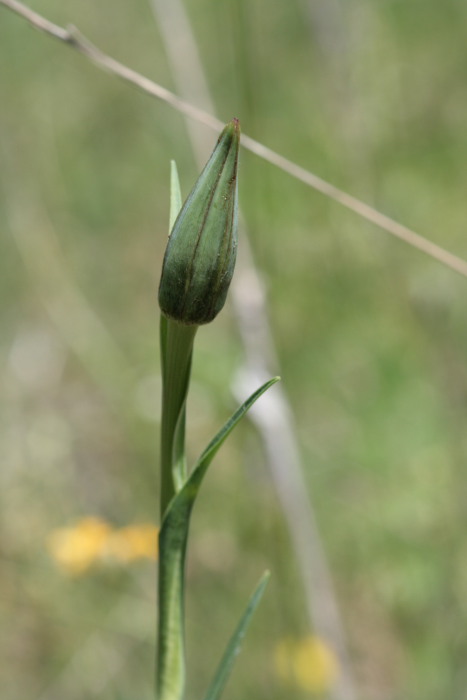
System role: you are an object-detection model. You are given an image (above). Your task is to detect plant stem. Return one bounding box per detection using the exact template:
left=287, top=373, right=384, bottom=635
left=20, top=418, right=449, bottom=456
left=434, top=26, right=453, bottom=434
left=159, top=316, right=198, bottom=517
left=157, top=316, right=197, bottom=700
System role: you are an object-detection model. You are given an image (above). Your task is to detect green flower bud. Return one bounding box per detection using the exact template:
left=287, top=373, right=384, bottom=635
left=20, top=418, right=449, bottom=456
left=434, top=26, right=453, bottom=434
left=158, top=119, right=240, bottom=325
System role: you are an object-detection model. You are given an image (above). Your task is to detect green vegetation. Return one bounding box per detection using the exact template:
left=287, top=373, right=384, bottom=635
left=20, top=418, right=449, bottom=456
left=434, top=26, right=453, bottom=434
left=156, top=120, right=276, bottom=700
left=2, top=1, right=467, bottom=699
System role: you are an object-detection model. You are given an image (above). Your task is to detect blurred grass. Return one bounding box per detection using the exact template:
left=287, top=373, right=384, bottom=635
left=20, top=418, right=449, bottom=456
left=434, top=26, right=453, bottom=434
left=2, top=0, right=467, bottom=699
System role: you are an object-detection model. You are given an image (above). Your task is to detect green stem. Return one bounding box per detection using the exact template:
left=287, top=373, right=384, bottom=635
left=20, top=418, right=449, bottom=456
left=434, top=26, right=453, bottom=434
left=158, top=315, right=197, bottom=700
left=159, top=316, right=198, bottom=517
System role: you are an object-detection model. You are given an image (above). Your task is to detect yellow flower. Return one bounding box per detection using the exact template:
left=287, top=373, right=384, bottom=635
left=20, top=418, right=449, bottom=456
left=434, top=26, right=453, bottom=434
left=47, top=517, right=112, bottom=576
left=274, top=635, right=339, bottom=694
left=107, top=524, right=159, bottom=563
left=47, top=518, right=159, bottom=575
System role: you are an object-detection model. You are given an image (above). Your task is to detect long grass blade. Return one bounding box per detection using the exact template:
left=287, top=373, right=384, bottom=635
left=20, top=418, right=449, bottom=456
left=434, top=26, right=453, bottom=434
left=164, top=376, right=280, bottom=530
left=202, top=571, right=271, bottom=700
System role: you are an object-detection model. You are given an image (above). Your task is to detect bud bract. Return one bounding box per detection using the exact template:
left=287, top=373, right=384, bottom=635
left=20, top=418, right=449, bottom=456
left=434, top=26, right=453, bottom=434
left=158, top=119, right=240, bottom=325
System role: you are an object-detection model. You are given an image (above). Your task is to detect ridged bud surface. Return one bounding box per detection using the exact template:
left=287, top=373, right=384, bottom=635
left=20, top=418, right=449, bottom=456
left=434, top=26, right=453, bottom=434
left=159, top=119, right=240, bottom=325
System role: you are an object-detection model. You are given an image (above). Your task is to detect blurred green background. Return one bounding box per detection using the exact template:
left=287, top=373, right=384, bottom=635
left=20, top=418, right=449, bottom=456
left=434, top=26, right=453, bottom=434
left=2, top=1, right=467, bottom=699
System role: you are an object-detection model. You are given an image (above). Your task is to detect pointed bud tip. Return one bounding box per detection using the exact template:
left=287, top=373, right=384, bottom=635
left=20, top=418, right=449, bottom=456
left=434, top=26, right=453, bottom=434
left=223, top=118, right=240, bottom=140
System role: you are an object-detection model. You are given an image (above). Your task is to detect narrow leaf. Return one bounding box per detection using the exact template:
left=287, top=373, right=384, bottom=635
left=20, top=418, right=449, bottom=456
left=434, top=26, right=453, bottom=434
left=162, top=376, right=280, bottom=532
left=169, top=160, right=182, bottom=231
left=189, top=376, right=280, bottom=496
left=160, top=160, right=182, bottom=381
left=203, top=571, right=271, bottom=700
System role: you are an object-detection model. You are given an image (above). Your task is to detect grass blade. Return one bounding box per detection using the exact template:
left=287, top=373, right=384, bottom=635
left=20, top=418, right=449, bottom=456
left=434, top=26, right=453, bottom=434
left=202, top=571, right=271, bottom=700
left=189, top=376, right=280, bottom=494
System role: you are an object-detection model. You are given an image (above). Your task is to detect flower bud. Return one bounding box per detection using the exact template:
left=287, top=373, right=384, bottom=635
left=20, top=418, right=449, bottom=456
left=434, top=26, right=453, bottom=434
left=158, top=119, right=240, bottom=325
